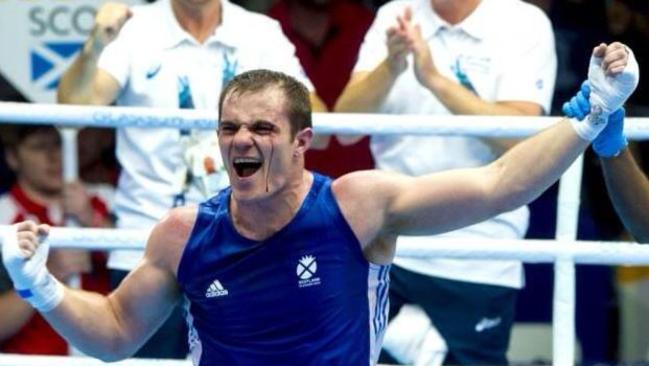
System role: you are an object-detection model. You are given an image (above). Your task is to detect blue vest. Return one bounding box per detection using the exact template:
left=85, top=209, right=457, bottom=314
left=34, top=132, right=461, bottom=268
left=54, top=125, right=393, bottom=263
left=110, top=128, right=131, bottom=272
left=177, top=173, right=390, bottom=365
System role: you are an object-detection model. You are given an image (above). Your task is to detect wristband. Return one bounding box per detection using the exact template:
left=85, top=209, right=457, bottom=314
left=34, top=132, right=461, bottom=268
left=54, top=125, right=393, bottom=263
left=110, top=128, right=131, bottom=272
left=17, top=273, right=65, bottom=312
left=593, top=108, right=628, bottom=158
left=2, top=224, right=64, bottom=312
left=594, top=138, right=628, bottom=158
left=569, top=106, right=608, bottom=141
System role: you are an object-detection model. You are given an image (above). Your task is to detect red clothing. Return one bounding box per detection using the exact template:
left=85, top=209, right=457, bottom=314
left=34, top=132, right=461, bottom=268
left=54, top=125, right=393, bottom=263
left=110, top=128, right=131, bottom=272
left=269, top=0, right=375, bottom=177
left=0, top=184, right=111, bottom=355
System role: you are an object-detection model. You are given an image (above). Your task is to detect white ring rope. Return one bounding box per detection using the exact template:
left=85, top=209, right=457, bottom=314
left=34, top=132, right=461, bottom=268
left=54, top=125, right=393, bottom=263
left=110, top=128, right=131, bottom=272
left=0, top=354, right=190, bottom=366
left=11, top=227, right=151, bottom=251
left=0, top=354, right=400, bottom=366
left=1, top=226, right=647, bottom=264
left=2, top=101, right=649, bottom=138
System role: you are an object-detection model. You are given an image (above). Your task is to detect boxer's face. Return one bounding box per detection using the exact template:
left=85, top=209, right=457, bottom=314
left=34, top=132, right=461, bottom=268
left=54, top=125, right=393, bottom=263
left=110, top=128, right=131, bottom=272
left=218, top=86, right=309, bottom=202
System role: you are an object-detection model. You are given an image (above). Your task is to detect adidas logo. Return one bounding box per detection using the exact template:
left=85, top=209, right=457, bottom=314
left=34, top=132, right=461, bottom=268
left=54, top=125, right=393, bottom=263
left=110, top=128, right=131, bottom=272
left=205, top=279, right=229, bottom=298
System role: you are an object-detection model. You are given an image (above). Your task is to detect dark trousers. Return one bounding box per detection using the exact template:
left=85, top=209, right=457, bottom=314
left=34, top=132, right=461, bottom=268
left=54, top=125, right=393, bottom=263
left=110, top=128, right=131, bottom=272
left=379, top=265, right=518, bottom=365
left=110, top=269, right=188, bottom=359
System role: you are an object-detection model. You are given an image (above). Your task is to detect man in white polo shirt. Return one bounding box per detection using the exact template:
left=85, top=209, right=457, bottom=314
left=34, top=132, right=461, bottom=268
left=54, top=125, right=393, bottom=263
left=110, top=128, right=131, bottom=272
left=57, top=0, right=323, bottom=358
left=336, top=0, right=556, bottom=364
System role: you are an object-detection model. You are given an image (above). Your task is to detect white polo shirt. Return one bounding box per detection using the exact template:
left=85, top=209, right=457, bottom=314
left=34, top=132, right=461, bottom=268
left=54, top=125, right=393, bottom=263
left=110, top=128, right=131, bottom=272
left=354, top=0, right=556, bottom=288
left=98, top=0, right=312, bottom=271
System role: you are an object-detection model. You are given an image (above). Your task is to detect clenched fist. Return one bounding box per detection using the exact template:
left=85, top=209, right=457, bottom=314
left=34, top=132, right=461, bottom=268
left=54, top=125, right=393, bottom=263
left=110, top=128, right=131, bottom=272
left=86, top=2, right=133, bottom=56
left=2, top=221, right=64, bottom=312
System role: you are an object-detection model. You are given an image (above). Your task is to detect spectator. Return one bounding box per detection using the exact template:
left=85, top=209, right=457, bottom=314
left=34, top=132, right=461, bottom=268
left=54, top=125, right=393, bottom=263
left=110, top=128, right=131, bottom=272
left=0, top=124, right=111, bottom=355
left=77, top=128, right=119, bottom=187
left=269, top=0, right=375, bottom=177
left=336, top=0, right=556, bottom=364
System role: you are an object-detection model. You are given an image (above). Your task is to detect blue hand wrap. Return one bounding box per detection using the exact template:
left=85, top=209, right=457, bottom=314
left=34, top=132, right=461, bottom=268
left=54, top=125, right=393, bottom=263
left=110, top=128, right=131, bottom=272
left=562, top=81, right=590, bottom=121
left=593, top=108, right=628, bottom=158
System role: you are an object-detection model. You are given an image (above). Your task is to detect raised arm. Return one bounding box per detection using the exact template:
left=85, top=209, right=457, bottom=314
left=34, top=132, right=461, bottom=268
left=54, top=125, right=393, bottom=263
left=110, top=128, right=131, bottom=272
left=570, top=104, right=649, bottom=243
left=334, top=42, right=638, bottom=261
left=57, top=3, right=130, bottom=105
left=334, top=8, right=411, bottom=113
left=561, top=53, right=649, bottom=243
left=1, top=208, right=195, bottom=361
left=336, top=117, right=585, bottom=245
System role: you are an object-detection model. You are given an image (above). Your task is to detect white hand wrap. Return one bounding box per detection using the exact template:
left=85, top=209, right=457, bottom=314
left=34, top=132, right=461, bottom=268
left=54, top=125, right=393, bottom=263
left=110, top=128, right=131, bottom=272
left=588, top=47, right=639, bottom=117
left=569, top=111, right=608, bottom=142
left=573, top=47, right=640, bottom=141
left=1, top=225, right=64, bottom=312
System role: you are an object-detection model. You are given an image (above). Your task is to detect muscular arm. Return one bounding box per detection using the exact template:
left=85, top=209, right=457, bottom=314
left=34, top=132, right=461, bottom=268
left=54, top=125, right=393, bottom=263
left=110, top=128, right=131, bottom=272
left=42, top=260, right=179, bottom=360
left=601, top=149, right=649, bottom=243
left=335, top=118, right=587, bottom=261
left=40, top=209, right=194, bottom=361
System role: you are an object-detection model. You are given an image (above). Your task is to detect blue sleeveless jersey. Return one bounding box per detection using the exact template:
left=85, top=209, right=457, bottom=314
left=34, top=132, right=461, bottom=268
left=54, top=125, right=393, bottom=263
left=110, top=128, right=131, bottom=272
left=177, top=173, right=390, bottom=366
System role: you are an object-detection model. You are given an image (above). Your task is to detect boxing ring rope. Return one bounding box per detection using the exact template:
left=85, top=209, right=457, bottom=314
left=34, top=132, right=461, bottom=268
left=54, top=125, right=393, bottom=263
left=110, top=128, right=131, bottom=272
left=2, top=101, right=649, bottom=366
left=0, top=354, right=190, bottom=366
left=4, top=101, right=649, bottom=138
left=2, top=226, right=649, bottom=263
